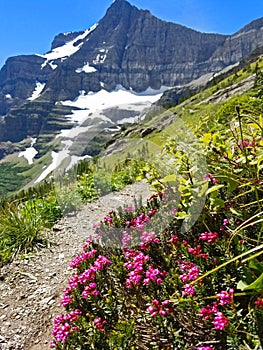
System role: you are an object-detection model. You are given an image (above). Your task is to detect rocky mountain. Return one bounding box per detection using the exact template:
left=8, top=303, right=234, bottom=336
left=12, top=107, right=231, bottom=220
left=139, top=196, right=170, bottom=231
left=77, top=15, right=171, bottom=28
left=1, top=0, right=263, bottom=189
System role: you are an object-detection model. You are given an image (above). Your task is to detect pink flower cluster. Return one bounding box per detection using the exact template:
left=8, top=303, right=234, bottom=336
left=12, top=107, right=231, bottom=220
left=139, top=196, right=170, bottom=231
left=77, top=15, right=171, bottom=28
left=94, top=255, right=111, bottom=270
left=82, top=282, right=99, bottom=298
left=179, top=261, right=200, bottom=296
left=148, top=209, right=158, bottom=216
left=200, top=289, right=233, bottom=330
left=128, top=212, right=150, bottom=229
left=200, top=304, right=229, bottom=330
left=122, top=231, right=131, bottom=248
left=212, top=312, right=229, bottom=330
left=188, top=245, right=208, bottom=259
left=238, top=138, right=254, bottom=148
left=216, top=289, right=234, bottom=305
left=182, top=284, right=195, bottom=296
left=255, top=297, right=263, bottom=309
left=168, top=235, right=180, bottom=245
left=61, top=254, right=111, bottom=306
left=140, top=230, right=160, bottom=250
left=51, top=309, right=82, bottom=344
left=199, top=231, right=219, bottom=243
left=147, top=299, right=173, bottom=317
left=94, top=317, right=107, bottom=332
left=124, top=249, right=166, bottom=287
left=61, top=287, right=73, bottom=307
left=197, top=346, right=213, bottom=350
left=143, top=265, right=167, bottom=285
left=179, top=261, right=200, bottom=282
left=199, top=302, right=218, bottom=320
left=78, top=267, right=97, bottom=284
left=223, top=218, right=229, bottom=226
left=70, top=249, right=97, bottom=269
left=103, top=215, right=113, bottom=224
left=124, top=250, right=150, bottom=287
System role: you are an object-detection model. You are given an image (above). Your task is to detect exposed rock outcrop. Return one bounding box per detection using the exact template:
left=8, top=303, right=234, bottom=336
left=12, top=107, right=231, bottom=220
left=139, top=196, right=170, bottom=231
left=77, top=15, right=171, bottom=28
left=0, top=0, right=263, bottom=153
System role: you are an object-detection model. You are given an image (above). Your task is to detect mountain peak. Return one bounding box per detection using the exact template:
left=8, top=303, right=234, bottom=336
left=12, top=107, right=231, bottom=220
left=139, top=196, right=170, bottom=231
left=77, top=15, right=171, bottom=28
left=107, top=0, right=133, bottom=12
left=103, top=0, right=138, bottom=20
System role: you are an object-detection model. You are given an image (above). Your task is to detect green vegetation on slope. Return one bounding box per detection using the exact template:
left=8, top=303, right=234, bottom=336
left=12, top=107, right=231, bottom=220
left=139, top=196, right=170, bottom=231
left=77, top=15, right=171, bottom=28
left=0, top=162, right=31, bottom=197
left=1, top=54, right=263, bottom=349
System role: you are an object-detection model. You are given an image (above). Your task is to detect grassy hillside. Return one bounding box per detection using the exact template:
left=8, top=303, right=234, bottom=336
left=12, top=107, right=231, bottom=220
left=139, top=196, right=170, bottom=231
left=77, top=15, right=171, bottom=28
left=1, top=54, right=263, bottom=349
left=49, top=55, right=263, bottom=349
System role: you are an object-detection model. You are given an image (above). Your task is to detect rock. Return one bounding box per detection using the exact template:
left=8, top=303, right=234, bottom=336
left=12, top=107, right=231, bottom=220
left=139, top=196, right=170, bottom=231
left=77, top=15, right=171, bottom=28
left=1, top=0, right=263, bottom=149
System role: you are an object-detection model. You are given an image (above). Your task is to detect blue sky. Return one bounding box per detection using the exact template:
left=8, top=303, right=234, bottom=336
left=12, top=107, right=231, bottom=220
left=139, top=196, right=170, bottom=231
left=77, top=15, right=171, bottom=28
left=0, top=0, right=263, bottom=69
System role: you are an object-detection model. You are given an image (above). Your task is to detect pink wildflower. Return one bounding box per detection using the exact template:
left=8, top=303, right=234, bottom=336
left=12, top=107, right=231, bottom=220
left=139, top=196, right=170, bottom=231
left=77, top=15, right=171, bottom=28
left=141, top=231, right=160, bottom=244
left=147, top=299, right=173, bottom=317
left=52, top=309, right=82, bottom=343
left=143, top=265, right=166, bottom=285
left=104, top=216, right=112, bottom=224
left=255, top=297, right=263, bottom=309
left=182, top=284, right=195, bottom=296
left=140, top=231, right=160, bottom=249
left=82, top=283, right=99, bottom=298
left=61, top=294, right=73, bottom=307
left=168, top=235, right=180, bottom=245
left=199, top=302, right=218, bottom=320
left=238, top=139, right=254, bottom=148
left=122, top=231, right=131, bottom=248
left=78, top=267, right=97, bottom=284
left=199, top=231, right=219, bottom=243
left=93, top=255, right=111, bottom=270
left=179, top=261, right=199, bottom=282
left=223, top=219, right=229, bottom=226
left=148, top=209, right=158, bottom=216
left=70, top=249, right=97, bottom=269
left=212, top=312, right=229, bottom=330
left=130, top=213, right=150, bottom=229
left=197, top=346, right=213, bottom=350
left=216, top=289, right=234, bottom=306
left=124, top=251, right=149, bottom=287
left=188, top=245, right=208, bottom=259
left=172, top=208, right=178, bottom=215
left=94, top=317, right=106, bottom=332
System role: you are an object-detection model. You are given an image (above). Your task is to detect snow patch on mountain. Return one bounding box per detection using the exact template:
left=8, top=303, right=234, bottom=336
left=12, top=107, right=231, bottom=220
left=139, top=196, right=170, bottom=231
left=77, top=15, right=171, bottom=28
left=35, top=150, right=70, bottom=183
left=61, top=85, right=166, bottom=111
left=28, top=82, right=46, bottom=101
left=19, top=138, right=38, bottom=165
left=35, top=85, right=166, bottom=183
left=58, top=125, right=94, bottom=139
left=38, top=24, right=98, bottom=69
left=93, top=49, right=108, bottom=64
left=75, top=62, right=97, bottom=73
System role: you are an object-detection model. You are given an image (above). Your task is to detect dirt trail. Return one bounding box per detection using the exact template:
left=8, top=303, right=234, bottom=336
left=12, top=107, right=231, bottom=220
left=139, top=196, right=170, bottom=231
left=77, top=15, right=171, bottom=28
left=0, top=181, right=153, bottom=350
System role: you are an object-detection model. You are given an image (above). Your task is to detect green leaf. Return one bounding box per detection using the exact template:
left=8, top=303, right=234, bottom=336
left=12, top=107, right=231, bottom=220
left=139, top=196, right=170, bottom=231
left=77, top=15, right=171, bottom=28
left=230, top=207, right=243, bottom=217
left=212, top=198, right=226, bottom=208
left=243, top=272, right=263, bottom=291
left=206, top=184, right=224, bottom=195
left=176, top=212, right=189, bottom=219
left=216, top=175, right=239, bottom=193
left=237, top=280, right=249, bottom=291
left=249, top=258, right=263, bottom=274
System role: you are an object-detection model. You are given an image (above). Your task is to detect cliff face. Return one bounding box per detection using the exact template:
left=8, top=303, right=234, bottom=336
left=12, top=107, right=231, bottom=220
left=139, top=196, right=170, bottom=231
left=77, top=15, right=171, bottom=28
left=1, top=0, right=263, bottom=146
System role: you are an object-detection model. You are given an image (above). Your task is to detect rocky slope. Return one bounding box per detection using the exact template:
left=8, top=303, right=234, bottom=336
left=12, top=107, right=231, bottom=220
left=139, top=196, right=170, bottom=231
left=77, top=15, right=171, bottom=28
left=1, top=0, right=263, bottom=190
left=1, top=1, right=263, bottom=128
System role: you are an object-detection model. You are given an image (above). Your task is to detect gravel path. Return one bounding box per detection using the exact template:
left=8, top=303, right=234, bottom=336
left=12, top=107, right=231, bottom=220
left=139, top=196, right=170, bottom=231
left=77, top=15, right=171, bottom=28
left=0, top=181, right=153, bottom=350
